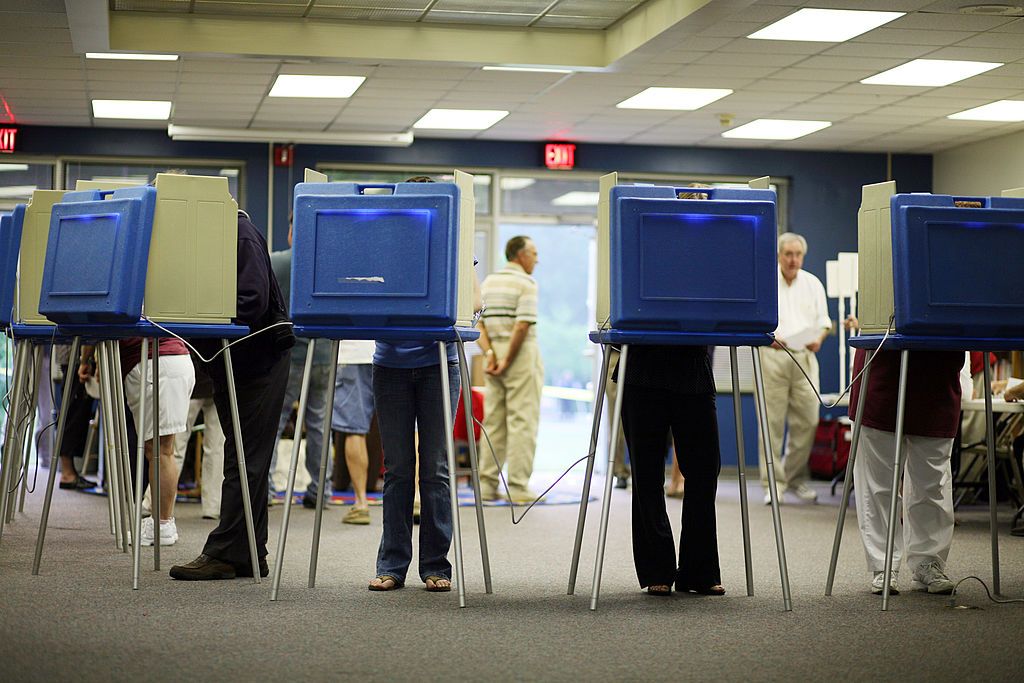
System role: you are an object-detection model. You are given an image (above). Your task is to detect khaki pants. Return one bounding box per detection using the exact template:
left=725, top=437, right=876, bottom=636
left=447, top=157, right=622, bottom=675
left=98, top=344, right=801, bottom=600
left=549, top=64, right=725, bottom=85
left=479, top=339, right=544, bottom=495
left=756, top=347, right=820, bottom=490
left=604, top=348, right=629, bottom=479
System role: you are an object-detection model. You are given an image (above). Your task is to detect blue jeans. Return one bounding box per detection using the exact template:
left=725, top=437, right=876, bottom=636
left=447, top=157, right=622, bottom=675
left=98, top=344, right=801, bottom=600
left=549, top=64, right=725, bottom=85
left=270, top=360, right=332, bottom=498
left=373, top=361, right=460, bottom=584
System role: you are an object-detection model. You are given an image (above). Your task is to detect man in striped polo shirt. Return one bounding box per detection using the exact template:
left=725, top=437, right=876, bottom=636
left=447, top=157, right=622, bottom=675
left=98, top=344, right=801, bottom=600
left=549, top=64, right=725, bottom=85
left=477, top=236, right=544, bottom=504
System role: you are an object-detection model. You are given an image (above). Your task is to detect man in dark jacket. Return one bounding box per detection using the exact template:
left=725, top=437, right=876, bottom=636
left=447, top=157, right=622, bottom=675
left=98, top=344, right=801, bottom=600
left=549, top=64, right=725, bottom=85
left=171, top=211, right=291, bottom=580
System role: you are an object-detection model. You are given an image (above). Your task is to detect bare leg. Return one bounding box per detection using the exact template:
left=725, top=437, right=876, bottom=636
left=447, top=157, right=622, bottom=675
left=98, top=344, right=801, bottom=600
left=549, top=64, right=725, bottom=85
left=345, top=434, right=369, bottom=510
left=146, top=434, right=179, bottom=521
left=59, top=455, right=79, bottom=485
left=667, top=447, right=685, bottom=497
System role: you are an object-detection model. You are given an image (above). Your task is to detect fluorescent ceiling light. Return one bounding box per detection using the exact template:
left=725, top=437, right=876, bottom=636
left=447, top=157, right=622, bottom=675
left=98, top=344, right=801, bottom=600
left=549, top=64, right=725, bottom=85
left=862, top=59, right=1003, bottom=87
left=617, top=87, right=732, bottom=111
left=86, top=52, right=178, bottom=61
left=413, top=108, right=508, bottom=130
left=500, top=177, right=536, bottom=191
left=0, top=164, right=29, bottom=172
left=269, top=75, right=366, bottom=98
left=482, top=66, right=572, bottom=74
left=167, top=124, right=414, bottom=146
left=948, top=100, right=1024, bottom=122
left=748, top=8, right=903, bottom=42
left=92, top=99, right=171, bottom=120
left=552, top=191, right=600, bottom=207
left=722, top=119, right=831, bottom=140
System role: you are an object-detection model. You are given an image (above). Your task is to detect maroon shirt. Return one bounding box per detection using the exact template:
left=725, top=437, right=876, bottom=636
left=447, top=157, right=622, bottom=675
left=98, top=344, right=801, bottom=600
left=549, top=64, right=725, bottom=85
left=119, top=337, right=188, bottom=376
left=849, top=349, right=963, bottom=439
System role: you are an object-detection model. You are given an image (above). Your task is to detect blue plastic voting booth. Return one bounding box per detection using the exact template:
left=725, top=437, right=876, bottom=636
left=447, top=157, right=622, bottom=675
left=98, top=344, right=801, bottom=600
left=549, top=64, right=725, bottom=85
left=827, top=183, right=1024, bottom=611
left=272, top=170, right=487, bottom=609
left=608, top=184, right=778, bottom=334
left=291, top=181, right=461, bottom=328
left=573, top=173, right=791, bottom=613
left=0, top=207, right=22, bottom=328
left=38, top=187, right=156, bottom=325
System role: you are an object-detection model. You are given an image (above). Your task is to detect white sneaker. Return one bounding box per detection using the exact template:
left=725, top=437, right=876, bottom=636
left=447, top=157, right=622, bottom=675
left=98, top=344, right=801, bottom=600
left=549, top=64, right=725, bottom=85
left=871, top=570, right=900, bottom=595
left=763, top=484, right=786, bottom=505
left=911, top=560, right=955, bottom=594
left=140, top=517, right=178, bottom=546
left=791, top=482, right=818, bottom=503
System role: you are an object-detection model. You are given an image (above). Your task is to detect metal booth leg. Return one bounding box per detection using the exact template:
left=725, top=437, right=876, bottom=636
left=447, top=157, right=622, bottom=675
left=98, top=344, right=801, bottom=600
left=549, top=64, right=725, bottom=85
left=96, top=343, right=125, bottom=551
left=309, top=341, right=340, bottom=589
left=456, top=339, right=492, bottom=594
left=982, top=354, right=1000, bottom=595
left=568, top=343, right=610, bottom=595
left=729, top=347, right=754, bottom=596
left=590, top=344, right=628, bottom=611
left=111, top=344, right=134, bottom=552
left=751, top=346, right=793, bottom=612
left=270, top=341, right=315, bottom=601
left=152, top=340, right=161, bottom=569
left=0, top=341, right=29, bottom=541
left=131, top=339, right=150, bottom=590
left=826, top=350, right=873, bottom=596
left=222, top=340, right=261, bottom=584
left=439, top=341, right=467, bottom=608
left=8, top=344, right=41, bottom=523
left=32, top=337, right=81, bottom=574
left=881, top=349, right=910, bottom=611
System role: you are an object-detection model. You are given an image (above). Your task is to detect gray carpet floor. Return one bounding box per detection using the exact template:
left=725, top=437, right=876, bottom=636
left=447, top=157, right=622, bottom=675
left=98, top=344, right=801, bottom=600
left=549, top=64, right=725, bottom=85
left=1, top=473, right=1022, bottom=682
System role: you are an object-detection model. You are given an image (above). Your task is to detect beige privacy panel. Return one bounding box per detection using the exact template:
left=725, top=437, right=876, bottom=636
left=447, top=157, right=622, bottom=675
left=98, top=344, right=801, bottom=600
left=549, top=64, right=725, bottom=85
left=15, top=190, right=65, bottom=325
left=75, top=179, right=145, bottom=192
left=454, top=170, right=476, bottom=328
left=144, top=173, right=237, bottom=323
left=595, top=172, right=618, bottom=329
left=1003, top=187, right=1024, bottom=198
left=748, top=176, right=770, bottom=190
left=857, top=181, right=897, bottom=334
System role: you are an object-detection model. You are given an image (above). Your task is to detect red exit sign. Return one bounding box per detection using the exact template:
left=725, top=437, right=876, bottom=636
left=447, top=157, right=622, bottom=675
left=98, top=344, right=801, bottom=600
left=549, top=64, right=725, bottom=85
left=0, top=127, right=16, bottom=154
left=544, top=142, right=575, bottom=170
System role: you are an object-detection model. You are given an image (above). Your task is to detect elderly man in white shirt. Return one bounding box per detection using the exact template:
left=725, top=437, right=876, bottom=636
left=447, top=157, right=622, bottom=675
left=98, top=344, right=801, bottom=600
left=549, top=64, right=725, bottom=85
left=758, top=232, right=832, bottom=505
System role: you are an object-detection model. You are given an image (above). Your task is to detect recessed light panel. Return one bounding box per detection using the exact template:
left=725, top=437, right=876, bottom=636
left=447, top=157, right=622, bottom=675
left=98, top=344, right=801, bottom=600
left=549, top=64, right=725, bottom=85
left=862, top=59, right=1003, bottom=86
left=482, top=66, right=572, bottom=74
left=413, top=109, right=509, bottom=130
left=92, top=100, right=172, bottom=120
left=748, top=8, right=904, bottom=42
left=86, top=53, right=178, bottom=61
left=948, top=100, right=1024, bottom=122
left=722, top=119, right=831, bottom=140
left=617, top=87, right=733, bottom=111
left=269, top=75, right=366, bottom=98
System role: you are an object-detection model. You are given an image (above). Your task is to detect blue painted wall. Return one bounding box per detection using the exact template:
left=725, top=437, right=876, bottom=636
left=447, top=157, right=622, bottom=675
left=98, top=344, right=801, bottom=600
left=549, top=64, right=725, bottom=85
left=14, top=125, right=932, bottom=468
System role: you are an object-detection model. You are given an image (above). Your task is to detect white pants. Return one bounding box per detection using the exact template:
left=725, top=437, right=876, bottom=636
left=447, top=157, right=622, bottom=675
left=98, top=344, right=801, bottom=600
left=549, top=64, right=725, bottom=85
left=853, top=425, right=955, bottom=574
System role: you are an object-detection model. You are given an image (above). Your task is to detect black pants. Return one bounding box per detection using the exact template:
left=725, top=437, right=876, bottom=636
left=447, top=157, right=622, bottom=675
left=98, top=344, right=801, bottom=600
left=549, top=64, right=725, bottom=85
left=203, top=354, right=289, bottom=566
left=620, top=385, right=721, bottom=589
left=56, top=367, right=95, bottom=464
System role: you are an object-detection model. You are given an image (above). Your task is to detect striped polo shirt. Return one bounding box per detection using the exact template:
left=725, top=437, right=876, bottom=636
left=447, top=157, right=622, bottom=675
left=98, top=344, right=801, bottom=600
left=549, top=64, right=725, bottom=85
left=480, top=261, right=538, bottom=341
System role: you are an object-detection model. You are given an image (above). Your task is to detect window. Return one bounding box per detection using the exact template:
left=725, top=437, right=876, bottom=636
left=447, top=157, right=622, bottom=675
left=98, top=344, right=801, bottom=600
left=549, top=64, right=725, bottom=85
left=63, top=161, right=243, bottom=201
left=320, top=169, right=492, bottom=215
left=0, top=160, right=55, bottom=211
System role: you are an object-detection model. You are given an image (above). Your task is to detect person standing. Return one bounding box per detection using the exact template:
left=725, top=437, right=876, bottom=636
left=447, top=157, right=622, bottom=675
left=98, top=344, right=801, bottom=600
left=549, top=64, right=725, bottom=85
left=476, top=236, right=543, bottom=504
left=331, top=339, right=376, bottom=525
left=268, top=219, right=333, bottom=509
left=758, top=232, right=831, bottom=505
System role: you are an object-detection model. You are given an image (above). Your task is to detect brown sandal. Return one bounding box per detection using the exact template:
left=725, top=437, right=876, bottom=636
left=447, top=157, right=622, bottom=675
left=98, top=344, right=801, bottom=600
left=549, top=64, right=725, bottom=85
left=368, top=575, right=401, bottom=591
left=647, top=584, right=672, bottom=596
left=424, top=576, right=452, bottom=592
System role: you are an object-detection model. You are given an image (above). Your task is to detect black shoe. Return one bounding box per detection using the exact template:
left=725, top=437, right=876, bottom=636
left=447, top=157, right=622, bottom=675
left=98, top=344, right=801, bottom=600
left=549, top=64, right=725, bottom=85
left=234, top=556, right=270, bottom=578
left=614, top=477, right=628, bottom=489
left=59, top=476, right=97, bottom=490
left=302, top=494, right=317, bottom=509
left=1012, top=524, right=1024, bottom=537
left=169, top=554, right=237, bottom=580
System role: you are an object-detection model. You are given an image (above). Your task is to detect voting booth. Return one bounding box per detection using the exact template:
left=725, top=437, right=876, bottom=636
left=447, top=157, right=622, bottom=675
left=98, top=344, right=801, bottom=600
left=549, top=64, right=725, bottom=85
left=827, top=182, right=1024, bottom=610
left=573, top=173, right=792, bottom=612
left=271, top=169, right=487, bottom=608
left=21, top=175, right=259, bottom=589
left=0, top=209, right=20, bottom=328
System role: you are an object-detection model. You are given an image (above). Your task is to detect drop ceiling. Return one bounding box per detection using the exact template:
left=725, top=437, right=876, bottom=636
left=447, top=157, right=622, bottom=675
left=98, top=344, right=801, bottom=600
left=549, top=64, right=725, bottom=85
left=0, top=0, right=1022, bottom=153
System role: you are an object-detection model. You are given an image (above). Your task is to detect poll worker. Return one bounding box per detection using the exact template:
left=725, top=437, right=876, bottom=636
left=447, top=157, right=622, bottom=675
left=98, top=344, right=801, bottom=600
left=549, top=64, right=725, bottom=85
left=758, top=232, right=831, bottom=505
left=848, top=342, right=970, bottom=596
left=610, top=186, right=724, bottom=596
left=170, top=209, right=291, bottom=580
left=269, top=218, right=333, bottom=509
left=476, top=236, right=543, bottom=504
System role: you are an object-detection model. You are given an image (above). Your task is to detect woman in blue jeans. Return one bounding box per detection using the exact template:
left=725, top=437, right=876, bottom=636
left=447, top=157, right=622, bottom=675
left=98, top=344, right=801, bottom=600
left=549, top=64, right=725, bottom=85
left=368, top=340, right=460, bottom=592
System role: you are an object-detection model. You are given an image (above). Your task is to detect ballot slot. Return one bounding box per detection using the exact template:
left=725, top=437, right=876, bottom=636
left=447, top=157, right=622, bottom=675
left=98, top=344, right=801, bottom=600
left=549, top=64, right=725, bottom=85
left=290, top=170, right=475, bottom=329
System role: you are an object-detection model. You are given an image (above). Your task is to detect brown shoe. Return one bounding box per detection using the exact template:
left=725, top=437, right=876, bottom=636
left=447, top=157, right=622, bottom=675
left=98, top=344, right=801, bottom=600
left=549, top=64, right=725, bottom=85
left=169, top=554, right=236, bottom=581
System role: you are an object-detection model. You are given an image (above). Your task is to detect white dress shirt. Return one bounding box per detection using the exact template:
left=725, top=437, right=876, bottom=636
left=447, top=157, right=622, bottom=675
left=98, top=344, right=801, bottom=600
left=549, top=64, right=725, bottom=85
left=775, top=267, right=831, bottom=345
